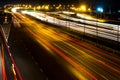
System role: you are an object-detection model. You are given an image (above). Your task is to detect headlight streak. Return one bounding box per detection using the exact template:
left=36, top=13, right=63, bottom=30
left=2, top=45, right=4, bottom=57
left=22, top=11, right=120, bottom=42
left=14, top=12, right=120, bottom=80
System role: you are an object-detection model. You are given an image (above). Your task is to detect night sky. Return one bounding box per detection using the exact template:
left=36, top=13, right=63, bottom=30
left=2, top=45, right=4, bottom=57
left=0, top=0, right=120, bottom=11
left=0, top=0, right=119, bottom=6
left=0, top=0, right=79, bottom=5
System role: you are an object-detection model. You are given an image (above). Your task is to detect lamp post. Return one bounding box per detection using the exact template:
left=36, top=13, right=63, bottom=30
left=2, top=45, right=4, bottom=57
left=80, top=5, right=87, bottom=12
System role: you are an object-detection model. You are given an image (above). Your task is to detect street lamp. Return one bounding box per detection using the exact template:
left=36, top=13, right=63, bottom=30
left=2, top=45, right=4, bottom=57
left=80, top=5, right=87, bottom=12
left=45, top=5, right=49, bottom=10
left=88, top=8, right=91, bottom=12
left=96, top=7, right=104, bottom=13
left=37, top=6, right=41, bottom=10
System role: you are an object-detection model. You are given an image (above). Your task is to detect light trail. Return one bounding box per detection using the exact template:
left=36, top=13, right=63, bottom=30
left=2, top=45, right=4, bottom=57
left=13, top=12, right=120, bottom=80
left=22, top=10, right=120, bottom=42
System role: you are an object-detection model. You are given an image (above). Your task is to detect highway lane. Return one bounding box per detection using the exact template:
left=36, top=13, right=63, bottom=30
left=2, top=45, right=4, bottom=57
left=12, top=12, right=120, bottom=80
left=12, top=13, right=77, bottom=80
left=8, top=17, right=47, bottom=79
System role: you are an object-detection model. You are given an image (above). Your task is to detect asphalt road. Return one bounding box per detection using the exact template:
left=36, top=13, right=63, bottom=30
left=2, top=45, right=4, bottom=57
left=8, top=15, right=76, bottom=80
left=8, top=22, right=47, bottom=79
left=9, top=12, right=120, bottom=80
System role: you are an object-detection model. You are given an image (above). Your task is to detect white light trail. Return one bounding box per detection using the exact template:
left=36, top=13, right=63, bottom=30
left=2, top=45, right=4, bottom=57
left=22, top=10, right=120, bottom=42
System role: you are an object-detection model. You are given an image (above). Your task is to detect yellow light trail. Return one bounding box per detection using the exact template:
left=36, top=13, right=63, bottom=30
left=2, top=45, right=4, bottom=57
left=13, top=12, right=120, bottom=80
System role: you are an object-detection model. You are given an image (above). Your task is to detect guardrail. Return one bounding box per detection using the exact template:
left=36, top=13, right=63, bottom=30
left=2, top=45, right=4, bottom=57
left=23, top=11, right=120, bottom=42
left=0, top=25, right=22, bottom=80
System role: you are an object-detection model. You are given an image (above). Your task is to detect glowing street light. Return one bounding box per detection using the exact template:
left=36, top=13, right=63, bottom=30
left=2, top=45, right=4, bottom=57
left=78, top=5, right=87, bottom=12
left=81, top=5, right=86, bottom=11
left=37, top=6, right=41, bottom=10
left=97, top=7, right=103, bottom=13
left=45, top=5, right=49, bottom=10
left=88, top=8, right=92, bottom=12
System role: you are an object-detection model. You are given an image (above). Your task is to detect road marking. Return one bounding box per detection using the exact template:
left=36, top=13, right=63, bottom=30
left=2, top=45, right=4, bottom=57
left=46, top=77, right=48, bottom=80
left=35, top=62, right=38, bottom=65
left=10, top=53, right=12, bottom=56
left=31, top=56, right=34, bottom=60
left=40, top=68, right=43, bottom=72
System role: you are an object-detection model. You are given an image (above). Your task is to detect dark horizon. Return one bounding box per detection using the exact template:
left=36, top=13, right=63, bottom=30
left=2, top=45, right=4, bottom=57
left=0, top=0, right=120, bottom=12
left=0, top=0, right=119, bottom=6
